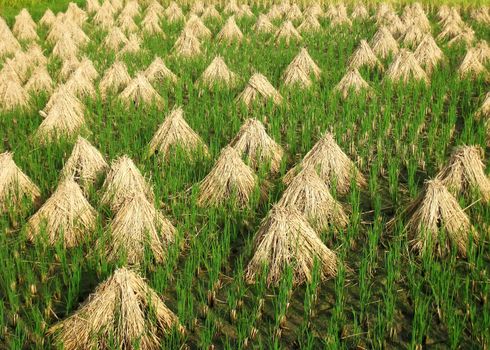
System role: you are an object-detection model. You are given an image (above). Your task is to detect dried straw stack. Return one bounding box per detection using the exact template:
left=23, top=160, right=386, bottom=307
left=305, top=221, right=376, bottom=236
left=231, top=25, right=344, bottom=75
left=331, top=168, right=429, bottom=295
left=105, top=193, right=176, bottom=264
left=101, top=155, right=154, bottom=212
left=229, top=118, right=284, bottom=173
left=148, top=107, right=209, bottom=160
left=26, top=179, right=96, bottom=247
left=172, top=29, right=201, bottom=58
left=60, top=136, right=108, bottom=187
left=278, top=168, right=348, bottom=232
left=414, top=34, right=445, bottom=74
left=197, top=55, right=237, bottom=89
left=49, top=268, right=180, bottom=350
left=0, top=74, right=29, bottom=111
left=141, top=12, right=164, bottom=35
left=275, top=21, right=302, bottom=46
left=458, top=49, right=488, bottom=79
left=118, top=34, right=143, bottom=57
left=184, top=15, right=212, bottom=40
left=347, top=40, right=383, bottom=71
left=370, top=26, right=399, bottom=59
left=104, top=27, right=128, bottom=51
left=119, top=73, right=163, bottom=108
left=298, top=15, right=321, bottom=33
left=245, top=204, right=338, bottom=286
left=40, top=9, right=56, bottom=27
left=36, top=87, right=85, bottom=142
left=0, top=152, right=40, bottom=211
left=13, top=9, right=39, bottom=41
left=334, top=68, right=371, bottom=99
left=352, top=4, right=369, bottom=20
left=476, top=92, right=490, bottom=119
left=144, top=57, right=177, bottom=84
left=436, top=146, right=490, bottom=202
left=197, top=146, right=257, bottom=208
left=254, top=14, right=275, bottom=34
left=281, top=61, right=311, bottom=88
left=399, top=179, right=477, bottom=257
left=236, top=73, right=283, bottom=107
left=99, top=61, right=132, bottom=99
left=285, top=132, right=366, bottom=195
left=473, top=40, right=490, bottom=64
left=289, top=48, right=321, bottom=78
left=164, top=2, right=185, bottom=23
left=202, top=5, right=222, bottom=21
left=385, top=49, right=429, bottom=85
left=216, top=16, right=243, bottom=44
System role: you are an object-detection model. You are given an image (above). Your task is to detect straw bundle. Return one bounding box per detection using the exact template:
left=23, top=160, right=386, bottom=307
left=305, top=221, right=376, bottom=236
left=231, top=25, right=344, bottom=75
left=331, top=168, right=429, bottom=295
left=40, top=9, right=56, bottom=27
left=0, top=152, right=40, bottom=211
left=282, top=62, right=311, bottom=88
left=104, top=27, right=129, bottom=51
left=297, top=15, right=321, bottom=33
left=0, top=26, right=21, bottom=57
left=144, top=57, right=177, bottom=84
left=0, top=61, right=22, bottom=87
left=86, top=0, right=101, bottom=14
left=447, top=27, right=475, bottom=47
left=473, top=40, right=490, bottom=64
left=184, top=15, right=212, bottom=40
left=229, top=118, right=284, bottom=173
left=4, top=53, right=30, bottom=83
left=119, top=73, right=163, bottom=108
left=254, top=14, right=276, bottom=34
left=99, top=61, right=132, bottom=98
left=287, top=4, right=303, bottom=21
left=117, top=34, right=143, bottom=56
left=172, top=29, right=201, bottom=58
left=25, top=66, right=53, bottom=94
left=61, top=136, right=108, bottom=187
left=236, top=73, right=283, bottom=107
left=59, top=57, right=81, bottom=81
left=27, top=179, right=96, bottom=247
left=413, top=34, right=444, bottom=74
left=121, top=0, right=140, bottom=18
left=197, top=146, right=257, bottom=208
left=237, top=4, right=254, bottom=19
left=400, top=179, right=477, bottom=257
left=288, top=48, right=321, bottom=79
left=101, top=155, right=154, bottom=211
left=435, top=145, right=490, bottom=202
left=13, top=9, right=38, bottom=41
left=330, top=13, right=352, bottom=27
left=164, top=2, right=184, bottom=23
left=334, top=68, right=371, bottom=99
left=278, top=168, right=348, bottom=232
left=148, top=107, right=208, bottom=160
left=47, top=20, right=89, bottom=46
left=197, top=55, right=237, bottom=88
left=352, top=4, right=369, bottom=20
left=36, top=89, right=85, bottom=142
left=43, top=85, right=83, bottom=115
left=105, top=194, right=175, bottom=264
left=267, top=4, right=282, bottom=20
left=93, top=2, right=115, bottom=29
left=190, top=1, right=205, bottom=15
left=0, top=78, right=29, bottom=111
left=471, top=7, right=490, bottom=24
left=377, top=11, right=405, bottom=37
left=110, top=0, right=123, bottom=12
left=51, top=32, right=79, bottom=60
left=141, top=12, right=164, bottom=35
left=224, top=1, right=240, bottom=15
left=400, top=23, right=426, bottom=48
left=385, top=49, right=429, bottom=85
left=117, top=13, right=139, bottom=33
left=202, top=5, right=222, bottom=21
left=437, top=21, right=465, bottom=41
left=245, top=204, right=338, bottom=286
left=146, top=0, right=164, bottom=17
left=216, top=16, right=243, bottom=44
left=458, top=49, right=488, bottom=79
left=275, top=21, right=302, bottom=45
left=65, top=70, right=97, bottom=98
left=49, top=267, right=180, bottom=350
left=284, top=132, right=366, bottom=195
left=304, top=3, right=323, bottom=18
left=347, top=40, right=383, bottom=71
left=26, top=44, right=48, bottom=66
left=65, top=3, right=88, bottom=26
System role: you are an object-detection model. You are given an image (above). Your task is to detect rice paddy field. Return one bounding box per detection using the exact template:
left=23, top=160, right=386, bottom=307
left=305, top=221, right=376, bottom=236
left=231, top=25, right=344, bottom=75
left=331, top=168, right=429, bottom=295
left=1, top=0, right=490, bottom=349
